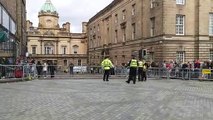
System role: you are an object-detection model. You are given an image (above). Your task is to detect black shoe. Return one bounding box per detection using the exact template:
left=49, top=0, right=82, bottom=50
left=103, top=80, right=105, bottom=81
left=126, top=81, right=130, bottom=84
left=106, top=80, right=109, bottom=82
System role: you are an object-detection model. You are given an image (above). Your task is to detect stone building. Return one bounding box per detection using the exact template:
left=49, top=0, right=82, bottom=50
left=88, top=0, right=213, bottom=66
left=27, top=0, right=87, bottom=69
left=0, top=0, right=26, bottom=62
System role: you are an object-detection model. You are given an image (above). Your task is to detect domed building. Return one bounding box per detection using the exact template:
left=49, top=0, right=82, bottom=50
left=27, top=0, right=88, bottom=69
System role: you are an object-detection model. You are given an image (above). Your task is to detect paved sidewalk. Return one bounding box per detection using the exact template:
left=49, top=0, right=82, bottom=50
left=0, top=79, right=213, bottom=120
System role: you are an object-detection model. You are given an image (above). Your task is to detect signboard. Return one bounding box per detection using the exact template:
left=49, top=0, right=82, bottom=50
left=202, top=69, right=211, bottom=74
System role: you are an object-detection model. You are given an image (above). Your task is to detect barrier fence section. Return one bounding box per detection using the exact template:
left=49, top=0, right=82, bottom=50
left=0, top=64, right=212, bottom=80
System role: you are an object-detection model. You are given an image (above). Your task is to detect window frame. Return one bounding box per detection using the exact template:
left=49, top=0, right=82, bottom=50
left=150, top=17, right=155, bottom=37
left=209, top=13, right=213, bottom=36
left=32, top=46, right=36, bottom=54
left=176, top=51, right=185, bottom=63
left=176, top=15, right=185, bottom=35
left=176, top=0, right=185, bottom=5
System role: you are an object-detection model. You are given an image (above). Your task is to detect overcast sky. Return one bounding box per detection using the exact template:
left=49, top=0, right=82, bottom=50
left=26, top=0, right=113, bottom=33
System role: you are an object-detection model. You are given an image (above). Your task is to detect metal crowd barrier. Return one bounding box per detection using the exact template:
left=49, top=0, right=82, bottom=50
left=0, top=64, right=212, bottom=81
left=147, top=67, right=212, bottom=80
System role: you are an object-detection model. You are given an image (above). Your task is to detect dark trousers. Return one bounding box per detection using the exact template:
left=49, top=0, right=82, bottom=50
left=127, top=67, right=137, bottom=84
left=142, top=70, right=147, bottom=81
left=138, top=68, right=143, bottom=81
left=103, top=69, right=110, bottom=81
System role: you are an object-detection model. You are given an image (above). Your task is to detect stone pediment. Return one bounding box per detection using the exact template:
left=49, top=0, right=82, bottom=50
left=44, top=42, right=54, bottom=46
left=44, top=30, right=55, bottom=36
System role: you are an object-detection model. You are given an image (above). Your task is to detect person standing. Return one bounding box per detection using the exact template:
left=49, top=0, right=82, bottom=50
left=126, top=55, right=138, bottom=84
left=43, top=61, right=48, bottom=78
left=69, top=63, right=74, bottom=75
left=36, top=61, right=43, bottom=78
left=101, top=56, right=113, bottom=82
left=138, top=58, right=144, bottom=82
left=142, top=60, right=148, bottom=81
left=49, top=61, right=55, bottom=78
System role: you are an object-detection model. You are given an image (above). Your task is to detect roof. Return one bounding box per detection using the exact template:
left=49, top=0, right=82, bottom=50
left=39, top=0, right=58, bottom=15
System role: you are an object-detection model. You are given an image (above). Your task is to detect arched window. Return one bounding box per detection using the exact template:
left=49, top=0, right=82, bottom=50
left=72, top=45, right=79, bottom=54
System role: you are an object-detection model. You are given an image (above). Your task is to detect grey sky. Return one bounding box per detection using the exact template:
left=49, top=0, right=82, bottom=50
left=26, top=0, right=113, bottom=33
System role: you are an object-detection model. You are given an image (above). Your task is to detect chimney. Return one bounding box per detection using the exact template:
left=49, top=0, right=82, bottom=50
left=82, top=22, right=88, bottom=33
left=63, top=22, right=70, bottom=32
left=26, top=20, right=33, bottom=31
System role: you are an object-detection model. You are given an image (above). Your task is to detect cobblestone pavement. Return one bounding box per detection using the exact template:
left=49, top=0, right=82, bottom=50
left=0, top=79, right=213, bottom=120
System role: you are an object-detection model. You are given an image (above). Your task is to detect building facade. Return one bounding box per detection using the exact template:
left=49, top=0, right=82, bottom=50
left=27, top=0, right=87, bottom=69
left=0, top=0, right=26, bottom=62
left=88, top=0, right=213, bottom=66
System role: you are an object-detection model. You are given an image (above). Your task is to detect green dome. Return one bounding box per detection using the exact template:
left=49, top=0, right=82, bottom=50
left=40, top=0, right=58, bottom=15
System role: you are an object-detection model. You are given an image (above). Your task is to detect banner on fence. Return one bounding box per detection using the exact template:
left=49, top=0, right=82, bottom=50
left=202, top=69, right=211, bottom=74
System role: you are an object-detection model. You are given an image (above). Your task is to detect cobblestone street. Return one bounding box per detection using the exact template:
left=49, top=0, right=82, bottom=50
left=0, top=79, right=213, bottom=120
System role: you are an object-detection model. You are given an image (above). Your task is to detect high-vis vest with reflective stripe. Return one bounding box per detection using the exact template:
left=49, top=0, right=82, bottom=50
left=101, top=59, right=112, bottom=70
left=130, top=59, right=137, bottom=67
left=138, top=61, right=143, bottom=68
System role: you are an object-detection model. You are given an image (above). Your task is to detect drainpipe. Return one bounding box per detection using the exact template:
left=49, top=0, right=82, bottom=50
left=194, top=0, right=200, bottom=60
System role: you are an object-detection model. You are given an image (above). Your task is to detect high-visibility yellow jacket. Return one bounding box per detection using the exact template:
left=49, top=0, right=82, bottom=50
left=130, top=59, right=138, bottom=68
left=101, top=58, right=113, bottom=70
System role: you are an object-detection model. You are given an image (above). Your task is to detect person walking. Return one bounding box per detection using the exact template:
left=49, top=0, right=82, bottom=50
left=101, top=56, right=113, bottom=82
left=126, top=55, right=138, bottom=84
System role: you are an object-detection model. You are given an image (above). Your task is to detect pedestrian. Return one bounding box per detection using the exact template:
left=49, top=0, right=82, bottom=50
left=138, top=58, right=145, bottom=82
left=36, top=61, right=43, bottom=78
left=101, top=56, right=113, bottom=82
left=31, top=60, right=37, bottom=78
left=43, top=61, right=48, bottom=78
left=69, top=63, right=74, bottom=75
left=126, top=55, right=138, bottom=84
left=49, top=61, right=55, bottom=78
left=142, top=60, right=148, bottom=81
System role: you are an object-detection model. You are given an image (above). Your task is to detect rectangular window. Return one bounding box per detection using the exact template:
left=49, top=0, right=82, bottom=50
left=176, top=15, right=185, bottom=35
left=151, top=0, right=155, bottom=8
left=209, top=13, right=213, bottom=36
left=176, top=51, right=185, bottom=63
left=176, top=0, right=185, bottom=5
left=115, top=14, right=118, bottom=23
left=122, top=9, right=126, bottom=20
left=32, top=46, right=36, bottom=54
left=132, top=23, right=136, bottom=40
left=97, top=24, right=100, bottom=31
left=10, top=19, right=16, bottom=34
left=115, top=30, right=118, bottom=43
left=210, top=50, right=213, bottom=60
left=150, top=17, right=155, bottom=37
left=78, top=59, right=81, bottom=66
left=2, top=9, right=9, bottom=30
left=122, top=27, right=126, bottom=42
left=61, top=46, right=66, bottom=54
left=73, top=45, right=79, bottom=54
left=45, top=46, right=53, bottom=54
left=132, top=4, right=136, bottom=15
left=64, top=60, right=67, bottom=66
left=0, top=6, right=2, bottom=24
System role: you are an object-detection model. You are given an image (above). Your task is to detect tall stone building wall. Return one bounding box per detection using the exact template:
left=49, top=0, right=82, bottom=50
left=88, top=0, right=213, bottom=66
left=0, top=0, right=26, bottom=61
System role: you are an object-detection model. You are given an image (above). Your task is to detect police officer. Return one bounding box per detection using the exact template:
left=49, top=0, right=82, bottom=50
left=126, top=55, right=138, bottom=84
left=101, top=56, right=113, bottom=82
left=142, top=59, right=148, bottom=81
left=138, top=58, right=144, bottom=82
